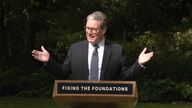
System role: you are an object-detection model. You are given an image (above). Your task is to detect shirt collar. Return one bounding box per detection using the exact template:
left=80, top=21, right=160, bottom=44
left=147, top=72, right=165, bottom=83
left=89, top=38, right=105, bottom=48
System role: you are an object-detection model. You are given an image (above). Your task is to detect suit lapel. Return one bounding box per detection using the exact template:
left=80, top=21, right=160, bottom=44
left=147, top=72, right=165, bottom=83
left=100, top=40, right=112, bottom=80
left=82, top=40, right=89, bottom=79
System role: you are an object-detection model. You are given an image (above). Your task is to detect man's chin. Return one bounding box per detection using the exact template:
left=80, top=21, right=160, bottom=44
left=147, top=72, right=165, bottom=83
left=88, top=39, right=96, bottom=44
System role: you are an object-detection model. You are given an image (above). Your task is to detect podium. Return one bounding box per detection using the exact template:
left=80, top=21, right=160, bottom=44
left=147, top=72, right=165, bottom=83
left=53, top=80, right=138, bottom=108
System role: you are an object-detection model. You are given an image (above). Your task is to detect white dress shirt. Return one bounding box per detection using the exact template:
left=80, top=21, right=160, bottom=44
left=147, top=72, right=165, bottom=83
left=88, top=39, right=105, bottom=80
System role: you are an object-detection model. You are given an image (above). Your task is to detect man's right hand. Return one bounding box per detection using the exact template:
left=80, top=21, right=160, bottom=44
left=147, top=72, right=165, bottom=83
left=32, top=46, right=50, bottom=62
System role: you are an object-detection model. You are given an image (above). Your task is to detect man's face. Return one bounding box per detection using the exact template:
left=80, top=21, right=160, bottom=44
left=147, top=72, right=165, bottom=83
left=85, top=19, right=106, bottom=45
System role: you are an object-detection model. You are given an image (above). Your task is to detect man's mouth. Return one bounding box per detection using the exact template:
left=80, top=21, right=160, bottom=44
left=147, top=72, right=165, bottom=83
left=89, top=35, right=95, bottom=39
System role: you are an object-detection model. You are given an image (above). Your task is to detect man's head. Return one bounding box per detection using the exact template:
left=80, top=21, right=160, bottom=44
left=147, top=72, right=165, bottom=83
left=85, top=11, right=108, bottom=45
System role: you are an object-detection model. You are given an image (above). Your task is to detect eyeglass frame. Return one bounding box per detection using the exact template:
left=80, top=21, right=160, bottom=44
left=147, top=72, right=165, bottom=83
left=84, top=26, right=102, bottom=34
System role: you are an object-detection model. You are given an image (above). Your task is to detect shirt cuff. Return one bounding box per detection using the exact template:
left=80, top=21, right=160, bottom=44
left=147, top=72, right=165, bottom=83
left=139, top=63, right=145, bottom=69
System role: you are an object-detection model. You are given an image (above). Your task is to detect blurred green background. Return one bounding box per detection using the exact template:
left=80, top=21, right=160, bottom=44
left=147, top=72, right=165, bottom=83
left=0, top=0, right=192, bottom=105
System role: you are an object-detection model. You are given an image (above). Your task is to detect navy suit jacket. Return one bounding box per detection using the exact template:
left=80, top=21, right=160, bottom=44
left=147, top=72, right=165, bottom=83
left=46, top=40, right=144, bottom=80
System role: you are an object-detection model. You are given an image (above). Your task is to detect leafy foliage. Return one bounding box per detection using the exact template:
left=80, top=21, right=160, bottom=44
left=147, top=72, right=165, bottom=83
left=0, top=0, right=192, bottom=102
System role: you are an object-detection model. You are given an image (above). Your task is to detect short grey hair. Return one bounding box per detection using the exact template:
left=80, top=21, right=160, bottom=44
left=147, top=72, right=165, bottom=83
left=86, top=11, right=108, bottom=29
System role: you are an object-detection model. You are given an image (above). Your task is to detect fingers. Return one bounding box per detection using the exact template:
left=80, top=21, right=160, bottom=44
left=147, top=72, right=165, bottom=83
left=149, top=52, right=154, bottom=57
left=141, top=47, right=154, bottom=55
left=32, top=46, right=50, bottom=62
left=32, top=50, right=45, bottom=61
left=138, top=48, right=154, bottom=64
left=32, top=46, right=47, bottom=56
left=32, top=50, right=40, bottom=59
left=41, top=46, right=47, bottom=52
left=32, top=50, right=39, bottom=56
left=141, top=47, right=147, bottom=54
left=144, top=51, right=154, bottom=61
left=146, top=52, right=154, bottom=59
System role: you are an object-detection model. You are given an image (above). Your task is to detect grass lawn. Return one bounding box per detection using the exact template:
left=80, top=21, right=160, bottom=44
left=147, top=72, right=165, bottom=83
left=0, top=97, right=57, bottom=108
left=0, top=97, right=191, bottom=108
left=136, top=103, right=192, bottom=108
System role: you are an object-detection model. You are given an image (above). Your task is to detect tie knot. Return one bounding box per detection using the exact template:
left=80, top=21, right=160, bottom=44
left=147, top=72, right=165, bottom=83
left=92, top=44, right=98, bottom=56
left=94, top=44, right=99, bottom=49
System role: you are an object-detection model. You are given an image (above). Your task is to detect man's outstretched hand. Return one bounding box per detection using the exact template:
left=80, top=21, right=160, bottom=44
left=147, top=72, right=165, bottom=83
left=138, top=47, right=154, bottom=65
left=32, top=46, right=50, bottom=62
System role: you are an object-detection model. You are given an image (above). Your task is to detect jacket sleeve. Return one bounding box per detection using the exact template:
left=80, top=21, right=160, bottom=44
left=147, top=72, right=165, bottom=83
left=45, top=47, right=72, bottom=79
left=119, top=50, right=144, bottom=81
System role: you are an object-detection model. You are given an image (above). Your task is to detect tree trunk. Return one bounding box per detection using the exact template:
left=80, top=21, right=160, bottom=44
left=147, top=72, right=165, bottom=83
left=0, top=0, right=9, bottom=69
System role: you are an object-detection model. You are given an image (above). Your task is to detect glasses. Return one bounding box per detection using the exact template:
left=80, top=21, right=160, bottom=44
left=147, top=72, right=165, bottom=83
left=85, top=26, right=101, bottom=34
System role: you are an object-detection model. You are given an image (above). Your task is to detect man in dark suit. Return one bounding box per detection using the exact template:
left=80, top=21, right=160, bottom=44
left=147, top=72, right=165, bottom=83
left=32, top=11, right=153, bottom=81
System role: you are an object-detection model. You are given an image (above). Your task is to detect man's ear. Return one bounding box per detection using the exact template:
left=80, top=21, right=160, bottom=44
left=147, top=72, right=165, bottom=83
left=102, top=27, right=107, bottom=35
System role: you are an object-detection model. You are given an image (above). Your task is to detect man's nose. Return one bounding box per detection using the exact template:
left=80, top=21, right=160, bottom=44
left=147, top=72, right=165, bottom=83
left=87, top=29, right=93, bottom=34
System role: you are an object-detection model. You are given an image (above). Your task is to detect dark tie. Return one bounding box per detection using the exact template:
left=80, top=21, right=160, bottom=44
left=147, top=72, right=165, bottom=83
left=90, top=44, right=99, bottom=80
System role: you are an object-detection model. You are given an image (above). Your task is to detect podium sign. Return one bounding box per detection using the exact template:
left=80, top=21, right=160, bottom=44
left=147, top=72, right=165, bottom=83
left=53, top=80, right=138, bottom=108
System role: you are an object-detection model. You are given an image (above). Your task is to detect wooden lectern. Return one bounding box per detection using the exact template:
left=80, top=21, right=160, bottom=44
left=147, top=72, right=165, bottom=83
left=53, top=80, right=138, bottom=108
